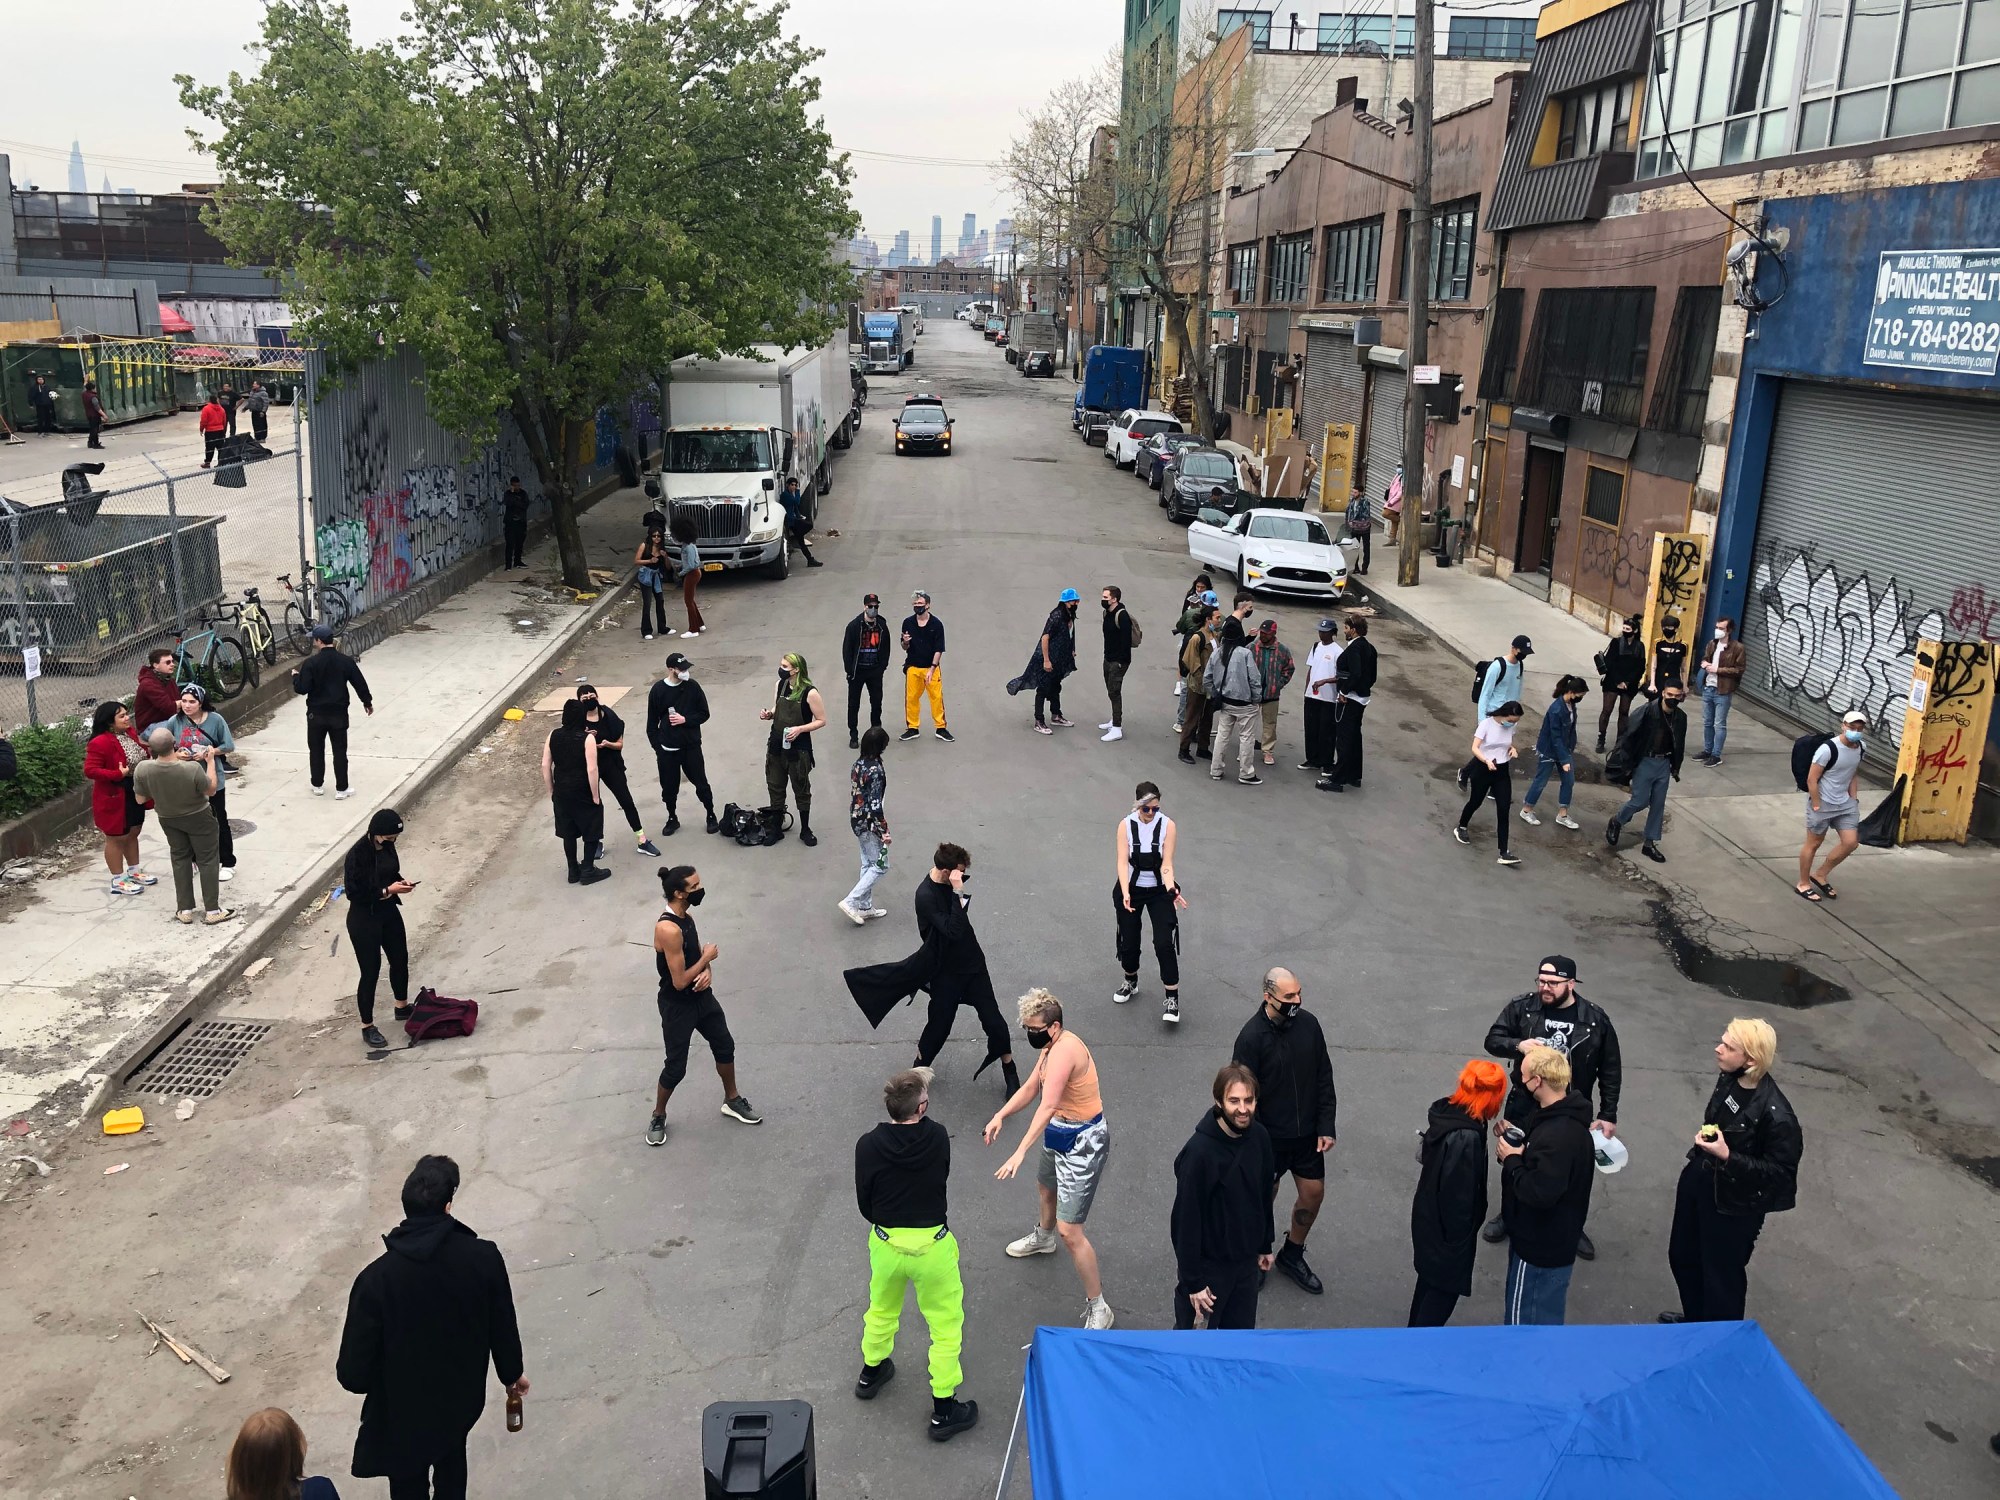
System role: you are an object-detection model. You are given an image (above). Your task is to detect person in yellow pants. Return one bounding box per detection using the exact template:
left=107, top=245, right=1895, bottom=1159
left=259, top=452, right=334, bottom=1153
left=853, top=1067, right=978, bottom=1441
left=898, top=592, right=954, bottom=742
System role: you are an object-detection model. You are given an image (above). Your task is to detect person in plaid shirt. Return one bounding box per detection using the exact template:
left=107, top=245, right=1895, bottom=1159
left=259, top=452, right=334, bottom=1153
left=1252, top=619, right=1297, bottom=768
left=840, top=727, right=892, bottom=924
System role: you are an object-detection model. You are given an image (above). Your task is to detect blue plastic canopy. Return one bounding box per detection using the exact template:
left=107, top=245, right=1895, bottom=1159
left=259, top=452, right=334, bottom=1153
left=1020, top=1322, right=1897, bottom=1499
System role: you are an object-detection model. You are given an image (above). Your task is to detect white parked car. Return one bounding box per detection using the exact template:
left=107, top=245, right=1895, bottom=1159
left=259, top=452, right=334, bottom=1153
left=1188, top=507, right=1350, bottom=600
left=1103, top=409, right=1184, bottom=468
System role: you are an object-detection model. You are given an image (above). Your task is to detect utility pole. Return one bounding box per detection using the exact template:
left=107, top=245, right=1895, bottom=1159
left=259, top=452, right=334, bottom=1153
left=1397, top=0, right=1434, bottom=588
left=1193, top=54, right=1215, bottom=431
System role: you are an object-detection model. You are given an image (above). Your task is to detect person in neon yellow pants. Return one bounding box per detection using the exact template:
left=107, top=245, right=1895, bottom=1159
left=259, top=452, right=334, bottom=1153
left=853, top=1067, right=979, bottom=1441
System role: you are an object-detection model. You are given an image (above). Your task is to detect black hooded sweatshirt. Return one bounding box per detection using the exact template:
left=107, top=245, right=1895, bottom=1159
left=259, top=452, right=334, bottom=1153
left=336, top=1213, right=524, bottom=1476
left=1169, top=1109, right=1276, bottom=1288
left=1411, top=1098, right=1489, bottom=1296
left=1500, top=1090, right=1596, bottom=1268
left=854, top=1116, right=951, bottom=1228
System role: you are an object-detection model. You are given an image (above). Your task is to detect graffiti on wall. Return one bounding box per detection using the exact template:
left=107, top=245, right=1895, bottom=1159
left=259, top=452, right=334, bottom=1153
left=1751, top=549, right=1944, bottom=746
left=1575, top=524, right=1654, bottom=609
left=317, top=518, right=369, bottom=588
left=1945, top=584, right=1998, bottom=640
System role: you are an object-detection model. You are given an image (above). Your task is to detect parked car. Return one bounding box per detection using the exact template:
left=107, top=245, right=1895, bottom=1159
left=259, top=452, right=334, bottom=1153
left=894, top=400, right=953, bottom=456
left=1162, top=447, right=1249, bottom=522
left=1134, top=430, right=1203, bottom=487
left=1187, top=506, right=1349, bottom=599
left=984, top=317, right=1004, bottom=340
left=1020, top=348, right=1056, bottom=377
left=1103, top=409, right=1184, bottom=468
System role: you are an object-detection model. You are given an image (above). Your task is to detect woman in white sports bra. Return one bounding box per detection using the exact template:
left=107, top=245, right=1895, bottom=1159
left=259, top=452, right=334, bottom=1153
left=1112, top=781, right=1188, bottom=1024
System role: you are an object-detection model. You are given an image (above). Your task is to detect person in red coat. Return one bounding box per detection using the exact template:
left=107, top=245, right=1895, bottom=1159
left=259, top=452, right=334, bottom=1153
left=199, top=396, right=229, bottom=467
left=133, top=649, right=180, bottom=735
left=84, top=701, right=156, bottom=896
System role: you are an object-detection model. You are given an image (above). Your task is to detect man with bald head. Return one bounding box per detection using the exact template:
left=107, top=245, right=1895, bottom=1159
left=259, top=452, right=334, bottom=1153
left=1230, top=967, right=1338, bottom=1295
left=131, top=725, right=231, bottom=924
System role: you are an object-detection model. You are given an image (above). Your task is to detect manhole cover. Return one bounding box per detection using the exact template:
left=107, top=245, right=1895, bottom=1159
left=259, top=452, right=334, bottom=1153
left=129, top=1019, right=276, bottom=1099
left=228, top=819, right=256, bottom=836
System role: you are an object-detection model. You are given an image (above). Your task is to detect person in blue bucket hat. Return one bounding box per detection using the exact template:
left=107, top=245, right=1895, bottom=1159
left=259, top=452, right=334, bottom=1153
left=1008, top=589, right=1082, bottom=734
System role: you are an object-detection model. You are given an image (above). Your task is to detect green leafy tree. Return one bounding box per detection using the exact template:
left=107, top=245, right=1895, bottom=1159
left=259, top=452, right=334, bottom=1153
left=181, top=0, right=856, bottom=589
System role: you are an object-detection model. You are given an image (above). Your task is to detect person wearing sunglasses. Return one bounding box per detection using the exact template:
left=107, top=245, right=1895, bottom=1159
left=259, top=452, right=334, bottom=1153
left=161, top=682, right=238, bottom=882
left=1112, top=783, right=1186, bottom=1024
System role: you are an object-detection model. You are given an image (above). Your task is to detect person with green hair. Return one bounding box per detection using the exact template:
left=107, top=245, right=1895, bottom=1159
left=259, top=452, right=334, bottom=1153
left=760, top=651, right=828, bottom=845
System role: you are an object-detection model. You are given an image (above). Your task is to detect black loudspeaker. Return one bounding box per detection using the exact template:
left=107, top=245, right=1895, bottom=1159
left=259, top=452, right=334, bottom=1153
left=702, top=1401, right=815, bottom=1499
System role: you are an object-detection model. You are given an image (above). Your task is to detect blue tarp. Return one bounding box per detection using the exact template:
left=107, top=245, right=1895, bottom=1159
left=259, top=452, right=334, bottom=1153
left=1021, top=1322, right=1898, bottom=1499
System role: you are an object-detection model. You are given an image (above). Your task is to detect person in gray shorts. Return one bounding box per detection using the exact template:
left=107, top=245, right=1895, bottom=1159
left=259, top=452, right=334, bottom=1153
left=985, top=988, right=1114, bottom=1330
left=1798, top=709, right=1868, bottom=903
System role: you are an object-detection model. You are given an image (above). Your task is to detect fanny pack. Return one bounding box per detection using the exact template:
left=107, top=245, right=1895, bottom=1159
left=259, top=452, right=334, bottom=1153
left=1043, top=1113, right=1103, bottom=1153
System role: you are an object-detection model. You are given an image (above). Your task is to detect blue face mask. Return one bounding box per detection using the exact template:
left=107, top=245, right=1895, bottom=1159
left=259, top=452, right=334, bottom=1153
left=1843, top=729, right=1864, bottom=745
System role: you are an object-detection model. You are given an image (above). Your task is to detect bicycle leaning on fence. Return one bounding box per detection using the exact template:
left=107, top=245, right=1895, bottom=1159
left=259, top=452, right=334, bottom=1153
left=171, top=617, right=253, bottom=703
left=236, top=586, right=279, bottom=667
left=278, top=564, right=353, bottom=656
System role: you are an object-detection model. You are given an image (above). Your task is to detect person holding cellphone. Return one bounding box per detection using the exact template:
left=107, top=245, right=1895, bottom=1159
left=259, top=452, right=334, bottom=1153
left=343, top=809, right=415, bottom=1049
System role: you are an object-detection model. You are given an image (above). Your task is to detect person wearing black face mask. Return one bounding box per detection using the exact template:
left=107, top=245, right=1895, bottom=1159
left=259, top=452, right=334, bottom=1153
left=760, top=652, right=827, bottom=845
left=842, top=594, right=891, bottom=748
left=1648, top=614, right=1690, bottom=700
left=1231, top=967, right=1337, bottom=1295
left=1595, top=615, right=1647, bottom=752
left=542, top=700, right=608, bottom=885
left=647, top=865, right=760, bottom=1146
left=577, top=684, right=660, bottom=859
left=1008, top=589, right=1080, bottom=733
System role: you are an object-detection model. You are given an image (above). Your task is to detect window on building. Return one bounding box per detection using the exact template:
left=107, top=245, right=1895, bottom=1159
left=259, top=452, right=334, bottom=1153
left=1317, top=12, right=1416, bottom=54
left=1517, top=286, right=1656, bottom=426
left=1555, top=78, right=1638, bottom=158
left=1646, top=285, right=1725, bottom=435
left=1583, top=467, right=1627, bottom=526
left=1219, top=9, right=1274, bottom=46
left=1229, top=242, right=1261, bottom=303
left=1268, top=232, right=1313, bottom=302
left=1479, top=287, right=1525, bottom=401
left=1428, top=198, right=1478, bottom=301
left=1321, top=216, right=1383, bottom=302
left=1446, top=15, right=1538, bottom=59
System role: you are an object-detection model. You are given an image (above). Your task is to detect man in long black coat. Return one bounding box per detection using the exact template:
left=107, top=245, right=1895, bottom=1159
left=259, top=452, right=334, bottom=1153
left=337, top=1155, right=526, bottom=1500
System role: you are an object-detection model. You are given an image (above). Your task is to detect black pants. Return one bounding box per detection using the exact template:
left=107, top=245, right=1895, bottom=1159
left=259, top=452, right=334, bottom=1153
left=659, top=989, right=735, bottom=1093
left=87, top=416, right=103, bottom=449
left=847, top=670, right=885, bottom=734
left=34, top=407, right=55, bottom=435
left=1034, top=675, right=1066, bottom=726
left=1458, top=761, right=1513, bottom=853
left=307, top=713, right=350, bottom=791
left=251, top=411, right=269, bottom=444
left=1173, top=1268, right=1261, bottom=1330
left=637, top=581, right=666, bottom=636
left=598, top=757, right=641, bottom=834
left=210, top=786, right=236, bottom=867
left=788, top=523, right=817, bottom=563
left=387, top=1437, right=468, bottom=1500
left=1302, top=697, right=1335, bottom=770
left=348, top=904, right=409, bottom=1026
left=655, top=745, right=714, bottom=819
left=503, top=517, right=527, bottom=568
left=203, top=432, right=224, bottom=466
left=1115, top=882, right=1179, bottom=986
left=1408, top=1281, right=1461, bottom=1327
left=1598, top=687, right=1636, bottom=743
left=1104, top=660, right=1128, bottom=727
left=1668, top=1159, right=1764, bottom=1321
left=1328, top=699, right=1367, bottom=786
left=917, top=972, right=1013, bottom=1065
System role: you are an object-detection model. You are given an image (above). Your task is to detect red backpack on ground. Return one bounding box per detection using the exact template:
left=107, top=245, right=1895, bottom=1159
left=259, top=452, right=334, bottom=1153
left=404, top=987, right=479, bottom=1041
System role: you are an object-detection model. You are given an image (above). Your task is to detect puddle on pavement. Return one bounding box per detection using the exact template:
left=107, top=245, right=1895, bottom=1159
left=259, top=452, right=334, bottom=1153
left=1650, top=902, right=1851, bottom=1008
left=1950, top=1153, right=2000, bottom=1192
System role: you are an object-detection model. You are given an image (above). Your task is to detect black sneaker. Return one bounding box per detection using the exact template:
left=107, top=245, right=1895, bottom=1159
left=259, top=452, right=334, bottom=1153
left=1497, top=852, right=1522, bottom=867
left=1237, top=774, right=1263, bottom=785
left=1112, top=977, right=1138, bottom=1004
left=1641, top=842, right=1667, bottom=863
left=935, top=728, right=955, bottom=743
left=661, top=816, right=681, bottom=837
left=1275, top=1242, right=1324, bottom=1294
left=1177, top=749, right=1197, bottom=765
left=799, top=826, right=818, bottom=847
left=928, top=1398, right=978, bottom=1442
left=578, top=866, right=612, bottom=885
left=636, top=838, right=661, bottom=857
left=855, top=1358, right=895, bottom=1399
left=1656, top=1310, right=1686, bottom=1324
left=1480, top=1213, right=1508, bottom=1244
left=645, top=1115, right=667, bottom=1147
left=1316, top=777, right=1345, bottom=793
left=1452, top=826, right=1470, bottom=845
left=1575, top=1230, right=1596, bottom=1261
left=849, top=731, right=860, bottom=749
left=567, top=866, right=582, bottom=884
left=899, top=728, right=921, bottom=742
left=721, top=1095, right=763, bottom=1125
left=704, top=811, right=719, bottom=834
left=1594, top=735, right=1607, bottom=752
left=361, top=1025, right=389, bottom=1049
left=1604, top=818, right=1622, bottom=849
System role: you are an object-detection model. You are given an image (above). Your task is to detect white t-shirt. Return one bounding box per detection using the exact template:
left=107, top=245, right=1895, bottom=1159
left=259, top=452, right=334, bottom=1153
left=1122, top=812, right=1172, bottom=887
left=1305, top=640, right=1342, bottom=704
left=1474, top=717, right=1519, bottom=763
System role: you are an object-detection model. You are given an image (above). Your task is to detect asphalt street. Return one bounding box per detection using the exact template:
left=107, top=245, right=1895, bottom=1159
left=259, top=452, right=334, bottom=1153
left=3, top=322, right=1996, bottom=1500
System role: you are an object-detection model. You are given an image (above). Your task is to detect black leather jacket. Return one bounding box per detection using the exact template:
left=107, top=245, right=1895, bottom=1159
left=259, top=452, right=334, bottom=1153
left=1484, top=991, right=1622, bottom=1127
left=1688, top=1071, right=1801, bottom=1216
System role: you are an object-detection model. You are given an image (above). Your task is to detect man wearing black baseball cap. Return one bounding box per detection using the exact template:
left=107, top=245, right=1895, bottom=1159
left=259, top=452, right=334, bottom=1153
left=291, top=623, right=374, bottom=799
left=1480, top=955, right=1622, bottom=1259
left=646, top=652, right=717, bottom=836
left=843, top=592, right=892, bottom=749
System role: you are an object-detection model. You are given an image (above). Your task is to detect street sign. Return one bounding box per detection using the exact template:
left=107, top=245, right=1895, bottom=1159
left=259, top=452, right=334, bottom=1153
left=1864, top=248, right=2000, bottom=376
left=1413, top=365, right=1440, bottom=384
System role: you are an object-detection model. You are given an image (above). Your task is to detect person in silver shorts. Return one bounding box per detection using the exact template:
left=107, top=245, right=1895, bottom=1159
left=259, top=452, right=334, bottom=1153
left=1797, top=709, right=1868, bottom=903
left=985, top=988, right=1114, bottom=1330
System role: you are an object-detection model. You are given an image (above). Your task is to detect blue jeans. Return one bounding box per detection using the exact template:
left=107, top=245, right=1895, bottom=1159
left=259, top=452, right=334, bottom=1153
left=1701, top=686, right=1733, bottom=757
left=1503, top=1253, right=1573, bottom=1325
left=1613, top=755, right=1673, bottom=843
left=846, top=830, right=889, bottom=910
left=1523, top=756, right=1573, bottom=808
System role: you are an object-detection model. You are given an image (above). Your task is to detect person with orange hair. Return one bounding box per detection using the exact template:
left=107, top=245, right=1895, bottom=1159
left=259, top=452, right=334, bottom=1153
left=225, top=1407, right=340, bottom=1499
left=1408, top=1059, right=1508, bottom=1327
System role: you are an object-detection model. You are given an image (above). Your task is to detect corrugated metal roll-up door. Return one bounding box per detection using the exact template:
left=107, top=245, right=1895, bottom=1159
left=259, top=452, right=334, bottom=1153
left=1330, top=338, right=1365, bottom=430
left=1363, top=366, right=1408, bottom=504
left=1301, top=332, right=1339, bottom=503
left=1743, top=380, right=2000, bottom=771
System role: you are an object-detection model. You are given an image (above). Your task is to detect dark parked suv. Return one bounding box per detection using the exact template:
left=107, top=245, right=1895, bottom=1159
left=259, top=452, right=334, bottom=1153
left=1162, top=446, right=1248, bottom=522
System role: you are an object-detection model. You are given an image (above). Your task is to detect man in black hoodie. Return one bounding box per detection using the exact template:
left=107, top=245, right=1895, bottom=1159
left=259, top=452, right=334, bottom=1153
left=645, top=652, right=716, bottom=836
left=336, top=1155, right=525, bottom=1500
left=842, top=593, right=892, bottom=748
left=1170, top=1064, right=1277, bottom=1329
left=1231, top=967, right=1337, bottom=1295
left=290, top=623, right=373, bottom=798
left=853, top=1067, right=978, bottom=1441
left=1496, top=1048, right=1595, bottom=1325
left=1480, top=954, right=1621, bottom=1259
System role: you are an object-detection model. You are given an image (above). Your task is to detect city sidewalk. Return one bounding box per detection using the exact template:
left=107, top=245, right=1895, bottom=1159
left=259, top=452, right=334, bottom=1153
left=0, top=483, right=646, bottom=1121
left=1360, top=558, right=2000, bottom=1084
left=0, top=409, right=296, bottom=506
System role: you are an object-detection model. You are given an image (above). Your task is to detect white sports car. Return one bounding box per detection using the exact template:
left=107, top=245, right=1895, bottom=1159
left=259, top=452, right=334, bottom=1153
left=1188, top=507, right=1349, bottom=600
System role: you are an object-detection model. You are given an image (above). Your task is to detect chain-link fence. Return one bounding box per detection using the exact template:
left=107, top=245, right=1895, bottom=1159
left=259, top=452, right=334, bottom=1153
left=1, top=404, right=310, bottom=738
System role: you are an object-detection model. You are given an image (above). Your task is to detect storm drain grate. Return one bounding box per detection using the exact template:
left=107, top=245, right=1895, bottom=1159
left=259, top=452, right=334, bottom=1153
left=129, top=1020, right=276, bottom=1099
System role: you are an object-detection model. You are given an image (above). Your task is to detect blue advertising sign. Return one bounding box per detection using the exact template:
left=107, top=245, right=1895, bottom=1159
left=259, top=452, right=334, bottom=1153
left=1863, top=248, right=2000, bottom=376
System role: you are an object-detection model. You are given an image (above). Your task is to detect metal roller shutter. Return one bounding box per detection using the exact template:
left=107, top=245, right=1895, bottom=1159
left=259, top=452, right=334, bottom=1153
left=1301, top=332, right=1338, bottom=504
left=1743, top=380, right=2000, bottom=769
left=1363, top=367, right=1408, bottom=505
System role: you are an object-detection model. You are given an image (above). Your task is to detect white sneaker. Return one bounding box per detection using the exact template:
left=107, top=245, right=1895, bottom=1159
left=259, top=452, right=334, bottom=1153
left=837, top=898, right=867, bottom=926
left=681, top=630, right=699, bottom=639
left=1006, top=1225, right=1060, bottom=1258
left=1555, top=813, right=1581, bottom=830
left=334, top=788, right=354, bottom=801
left=862, top=906, right=889, bottom=920
left=1083, top=1296, right=1115, bottom=1330
left=310, top=784, right=325, bottom=796
left=1100, top=727, right=1123, bottom=742
left=1520, top=807, right=1541, bottom=826
left=1098, top=721, right=1114, bottom=730
left=218, top=867, right=234, bottom=882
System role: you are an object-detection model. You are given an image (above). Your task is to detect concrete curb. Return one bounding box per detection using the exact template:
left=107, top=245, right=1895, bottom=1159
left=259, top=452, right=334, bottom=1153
left=78, top=559, right=637, bottom=1121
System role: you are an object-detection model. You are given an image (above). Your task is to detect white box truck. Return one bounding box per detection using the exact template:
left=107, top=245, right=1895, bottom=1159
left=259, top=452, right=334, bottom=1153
left=655, top=338, right=851, bottom=581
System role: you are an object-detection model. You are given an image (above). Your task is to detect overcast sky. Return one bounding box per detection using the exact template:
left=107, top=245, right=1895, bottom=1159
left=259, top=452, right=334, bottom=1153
left=2, top=0, right=1113, bottom=257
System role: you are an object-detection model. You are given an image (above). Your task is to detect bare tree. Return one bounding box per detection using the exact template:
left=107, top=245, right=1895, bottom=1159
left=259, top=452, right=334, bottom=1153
left=1004, top=55, right=1118, bottom=358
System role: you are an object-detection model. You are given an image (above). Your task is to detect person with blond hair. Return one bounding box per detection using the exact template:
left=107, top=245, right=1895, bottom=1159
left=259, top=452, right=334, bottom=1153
left=985, top=989, right=1113, bottom=1329
left=1409, top=1059, right=1509, bottom=1327
left=1494, top=1046, right=1594, bottom=1324
left=1661, top=1018, right=1802, bottom=1324
left=225, top=1407, right=339, bottom=1499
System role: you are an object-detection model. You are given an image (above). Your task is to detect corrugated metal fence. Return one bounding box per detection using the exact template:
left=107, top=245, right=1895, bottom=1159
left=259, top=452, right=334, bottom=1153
left=0, top=275, right=163, bottom=338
